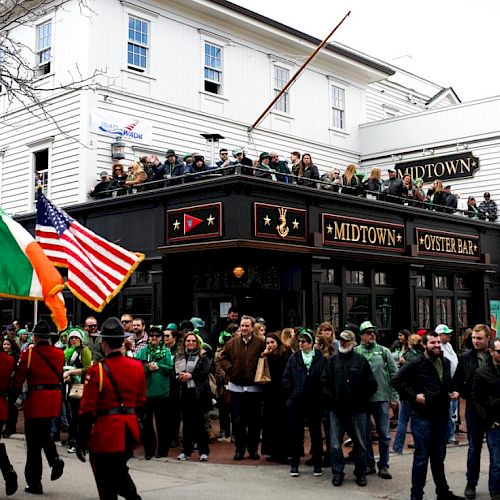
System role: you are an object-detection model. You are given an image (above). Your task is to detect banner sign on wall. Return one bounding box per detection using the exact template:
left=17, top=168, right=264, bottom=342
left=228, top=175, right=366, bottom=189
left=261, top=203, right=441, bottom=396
left=490, top=300, right=500, bottom=338
left=90, top=110, right=153, bottom=144
left=395, top=152, right=479, bottom=183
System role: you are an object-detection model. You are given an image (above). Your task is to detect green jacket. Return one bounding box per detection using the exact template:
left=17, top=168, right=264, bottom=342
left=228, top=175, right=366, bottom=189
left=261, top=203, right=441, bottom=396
left=355, top=342, right=399, bottom=403
left=136, top=346, right=174, bottom=399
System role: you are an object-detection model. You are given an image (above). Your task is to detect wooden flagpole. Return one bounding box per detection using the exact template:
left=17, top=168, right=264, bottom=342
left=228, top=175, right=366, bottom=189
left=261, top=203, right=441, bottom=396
left=248, top=11, right=351, bottom=134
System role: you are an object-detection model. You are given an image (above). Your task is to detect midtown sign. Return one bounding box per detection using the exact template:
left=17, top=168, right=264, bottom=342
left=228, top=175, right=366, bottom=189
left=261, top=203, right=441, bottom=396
left=395, top=152, right=479, bottom=183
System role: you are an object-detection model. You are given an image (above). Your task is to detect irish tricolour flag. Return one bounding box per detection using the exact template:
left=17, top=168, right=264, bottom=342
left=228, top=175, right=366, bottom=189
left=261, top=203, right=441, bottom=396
left=0, top=207, right=67, bottom=331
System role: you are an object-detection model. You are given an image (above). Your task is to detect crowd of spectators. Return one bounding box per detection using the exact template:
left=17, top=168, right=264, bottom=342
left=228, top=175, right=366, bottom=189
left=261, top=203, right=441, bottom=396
left=2, top=313, right=499, bottom=499
left=90, top=147, right=497, bottom=221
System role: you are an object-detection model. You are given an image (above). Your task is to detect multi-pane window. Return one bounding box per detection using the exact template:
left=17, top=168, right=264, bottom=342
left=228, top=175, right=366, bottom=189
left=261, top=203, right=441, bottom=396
left=375, top=272, right=391, bottom=286
left=346, top=270, right=365, bottom=285
left=331, top=85, right=345, bottom=129
left=456, top=275, right=470, bottom=290
left=417, top=297, right=431, bottom=328
left=457, top=298, right=469, bottom=328
left=434, top=275, right=449, bottom=289
left=36, top=21, right=52, bottom=74
left=273, top=66, right=289, bottom=113
left=204, top=42, right=222, bottom=94
left=128, top=16, right=149, bottom=71
left=322, top=294, right=339, bottom=331
left=34, top=149, right=49, bottom=195
left=435, top=297, right=452, bottom=326
left=416, top=273, right=427, bottom=288
left=320, top=269, right=335, bottom=284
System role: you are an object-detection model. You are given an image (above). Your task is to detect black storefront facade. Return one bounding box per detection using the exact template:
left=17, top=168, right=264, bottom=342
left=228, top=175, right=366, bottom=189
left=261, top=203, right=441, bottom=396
left=8, top=175, right=500, bottom=348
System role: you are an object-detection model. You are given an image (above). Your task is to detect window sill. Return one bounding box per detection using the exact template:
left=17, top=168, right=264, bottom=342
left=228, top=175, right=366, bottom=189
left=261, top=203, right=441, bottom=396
left=328, top=127, right=349, bottom=137
left=33, top=72, right=54, bottom=83
left=270, top=110, right=294, bottom=121
left=199, top=90, right=229, bottom=102
left=121, top=68, right=156, bottom=81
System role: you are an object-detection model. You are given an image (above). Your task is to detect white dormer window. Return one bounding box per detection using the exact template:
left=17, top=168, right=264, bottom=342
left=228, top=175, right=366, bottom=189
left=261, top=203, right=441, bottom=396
left=128, top=15, right=149, bottom=72
left=36, top=20, right=52, bottom=76
left=273, top=65, right=290, bottom=113
left=331, top=85, right=345, bottom=129
left=204, top=42, right=222, bottom=94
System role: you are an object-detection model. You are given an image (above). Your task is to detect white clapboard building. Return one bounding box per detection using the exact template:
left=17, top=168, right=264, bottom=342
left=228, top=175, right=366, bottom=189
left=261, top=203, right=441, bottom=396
left=0, top=0, right=497, bottom=215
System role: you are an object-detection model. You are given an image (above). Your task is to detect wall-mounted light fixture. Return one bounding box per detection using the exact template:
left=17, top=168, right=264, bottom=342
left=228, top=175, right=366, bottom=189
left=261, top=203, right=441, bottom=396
left=422, top=148, right=434, bottom=156
left=111, top=135, right=126, bottom=160
left=391, top=154, right=403, bottom=162
left=232, top=266, right=245, bottom=279
left=456, top=143, right=469, bottom=152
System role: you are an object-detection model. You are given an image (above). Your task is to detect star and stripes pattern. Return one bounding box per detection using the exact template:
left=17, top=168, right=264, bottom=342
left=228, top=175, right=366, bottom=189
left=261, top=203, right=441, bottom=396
left=35, top=190, right=144, bottom=311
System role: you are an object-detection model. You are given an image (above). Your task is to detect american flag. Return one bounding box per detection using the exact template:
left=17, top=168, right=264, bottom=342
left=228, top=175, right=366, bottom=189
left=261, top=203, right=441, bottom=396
left=35, top=190, right=144, bottom=312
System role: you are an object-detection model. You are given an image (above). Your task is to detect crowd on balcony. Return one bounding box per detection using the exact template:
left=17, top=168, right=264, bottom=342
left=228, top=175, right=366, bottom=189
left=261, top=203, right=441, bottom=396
left=89, top=147, right=497, bottom=222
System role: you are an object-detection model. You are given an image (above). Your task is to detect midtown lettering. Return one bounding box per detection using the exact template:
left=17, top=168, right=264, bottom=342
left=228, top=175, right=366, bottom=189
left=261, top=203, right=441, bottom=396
left=323, top=214, right=405, bottom=252
left=395, top=152, right=479, bottom=183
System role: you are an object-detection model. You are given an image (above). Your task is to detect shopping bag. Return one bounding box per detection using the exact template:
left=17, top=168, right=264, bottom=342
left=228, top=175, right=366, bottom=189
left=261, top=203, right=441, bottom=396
left=254, top=357, right=271, bottom=384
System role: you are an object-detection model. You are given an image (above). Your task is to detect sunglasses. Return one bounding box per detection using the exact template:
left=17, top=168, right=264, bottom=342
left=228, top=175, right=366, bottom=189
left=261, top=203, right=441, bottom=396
left=185, top=339, right=197, bottom=343
left=150, top=334, right=162, bottom=338
left=122, top=320, right=132, bottom=324
left=86, top=324, right=97, bottom=328
left=493, top=349, right=500, bottom=354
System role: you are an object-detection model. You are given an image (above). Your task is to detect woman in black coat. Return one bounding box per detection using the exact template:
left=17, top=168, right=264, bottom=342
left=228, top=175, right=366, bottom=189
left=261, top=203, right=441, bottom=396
left=174, top=333, right=212, bottom=461
left=297, top=153, right=320, bottom=188
left=283, top=329, right=326, bottom=477
left=261, top=333, right=292, bottom=463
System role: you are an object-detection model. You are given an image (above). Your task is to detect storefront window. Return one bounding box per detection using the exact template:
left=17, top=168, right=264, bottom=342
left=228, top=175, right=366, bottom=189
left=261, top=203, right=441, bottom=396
left=456, top=275, right=470, bottom=290
left=375, top=296, right=392, bottom=330
left=416, top=273, right=426, bottom=288
left=457, top=298, right=469, bottom=328
left=434, top=275, right=449, bottom=289
left=322, top=294, right=339, bottom=331
left=347, top=295, right=369, bottom=326
left=435, top=297, right=452, bottom=325
left=321, top=269, right=335, bottom=284
left=346, top=270, right=365, bottom=285
left=417, top=297, right=431, bottom=328
left=374, top=272, right=391, bottom=286
left=125, top=295, right=152, bottom=324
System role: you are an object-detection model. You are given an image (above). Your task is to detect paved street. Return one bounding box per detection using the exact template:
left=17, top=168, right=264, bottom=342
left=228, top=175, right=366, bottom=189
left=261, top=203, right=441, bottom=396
left=2, top=437, right=491, bottom=499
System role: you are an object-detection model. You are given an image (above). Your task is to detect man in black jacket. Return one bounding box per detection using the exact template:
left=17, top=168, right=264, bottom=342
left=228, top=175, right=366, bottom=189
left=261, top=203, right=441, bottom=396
left=322, top=330, right=377, bottom=488
left=384, top=169, right=403, bottom=203
left=392, top=332, right=462, bottom=500
left=472, top=337, right=500, bottom=500
left=454, top=324, right=491, bottom=499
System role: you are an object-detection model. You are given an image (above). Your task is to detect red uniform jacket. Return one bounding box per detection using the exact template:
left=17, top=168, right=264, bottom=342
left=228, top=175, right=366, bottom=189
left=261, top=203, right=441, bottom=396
left=79, top=352, right=146, bottom=453
left=14, top=343, right=64, bottom=419
left=0, top=352, right=15, bottom=422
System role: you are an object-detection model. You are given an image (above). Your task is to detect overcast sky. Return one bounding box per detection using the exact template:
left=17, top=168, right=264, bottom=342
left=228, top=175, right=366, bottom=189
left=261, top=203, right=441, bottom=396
left=231, top=0, right=500, bottom=102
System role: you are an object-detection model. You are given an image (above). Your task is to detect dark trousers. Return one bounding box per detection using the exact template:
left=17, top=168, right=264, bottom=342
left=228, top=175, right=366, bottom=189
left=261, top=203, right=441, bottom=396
left=330, top=411, right=367, bottom=477
left=217, top=392, right=231, bottom=438
left=230, top=391, right=262, bottom=455
left=67, top=397, right=81, bottom=447
left=411, top=417, right=449, bottom=499
left=181, top=391, right=209, bottom=456
left=487, top=427, right=500, bottom=495
left=465, top=407, right=487, bottom=487
left=91, top=451, right=139, bottom=500
left=143, top=397, right=170, bottom=456
left=5, top=388, right=18, bottom=435
left=24, top=418, right=59, bottom=487
left=288, top=403, right=323, bottom=468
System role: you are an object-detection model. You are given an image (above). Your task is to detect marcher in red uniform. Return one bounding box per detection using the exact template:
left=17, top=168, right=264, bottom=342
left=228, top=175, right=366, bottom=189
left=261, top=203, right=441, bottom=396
left=77, top=317, right=146, bottom=500
left=13, top=320, right=65, bottom=495
left=0, top=349, right=17, bottom=496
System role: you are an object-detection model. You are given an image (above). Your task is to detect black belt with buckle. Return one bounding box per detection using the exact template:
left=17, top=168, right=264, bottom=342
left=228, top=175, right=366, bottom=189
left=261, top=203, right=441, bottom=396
left=96, top=406, right=136, bottom=417
left=28, top=383, right=62, bottom=392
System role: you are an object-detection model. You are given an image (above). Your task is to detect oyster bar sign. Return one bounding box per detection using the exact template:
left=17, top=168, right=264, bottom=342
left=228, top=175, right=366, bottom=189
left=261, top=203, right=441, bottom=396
left=395, top=152, right=479, bottom=183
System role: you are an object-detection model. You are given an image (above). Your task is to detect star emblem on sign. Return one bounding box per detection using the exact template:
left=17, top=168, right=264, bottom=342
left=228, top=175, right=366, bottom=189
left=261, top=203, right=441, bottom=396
left=396, top=234, right=402, bottom=242
left=292, top=219, right=299, bottom=229
left=420, top=237, right=424, bottom=245
left=263, top=215, right=271, bottom=226
left=173, top=220, right=180, bottom=230
left=327, top=224, right=333, bottom=234
left=206, top=214, right=215, bottom=226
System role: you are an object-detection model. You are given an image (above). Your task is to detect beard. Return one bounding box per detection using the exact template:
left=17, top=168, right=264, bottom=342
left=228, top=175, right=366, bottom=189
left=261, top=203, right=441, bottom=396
left=339, top=344, right=354, bottom=354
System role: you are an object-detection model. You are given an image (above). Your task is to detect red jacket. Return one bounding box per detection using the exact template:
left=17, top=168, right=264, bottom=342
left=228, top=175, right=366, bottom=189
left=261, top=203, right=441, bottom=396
left=0, top=352, right=15, bottom=422
left=79, top=352, right=146, bottom=453
left=14, top=343, right=64, bottom=419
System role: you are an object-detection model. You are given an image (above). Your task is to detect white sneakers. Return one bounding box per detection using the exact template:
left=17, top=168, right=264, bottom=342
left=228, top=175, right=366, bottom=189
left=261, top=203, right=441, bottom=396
left=177, top=453, right=188, bottom=461
left=200, top=454, right=208, bottom=462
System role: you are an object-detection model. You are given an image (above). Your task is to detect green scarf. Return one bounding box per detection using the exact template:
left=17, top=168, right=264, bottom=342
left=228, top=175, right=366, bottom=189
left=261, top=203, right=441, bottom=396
left=301, top=349, right=314, bottom=371
left=144, top=341, right=168, bottom=363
